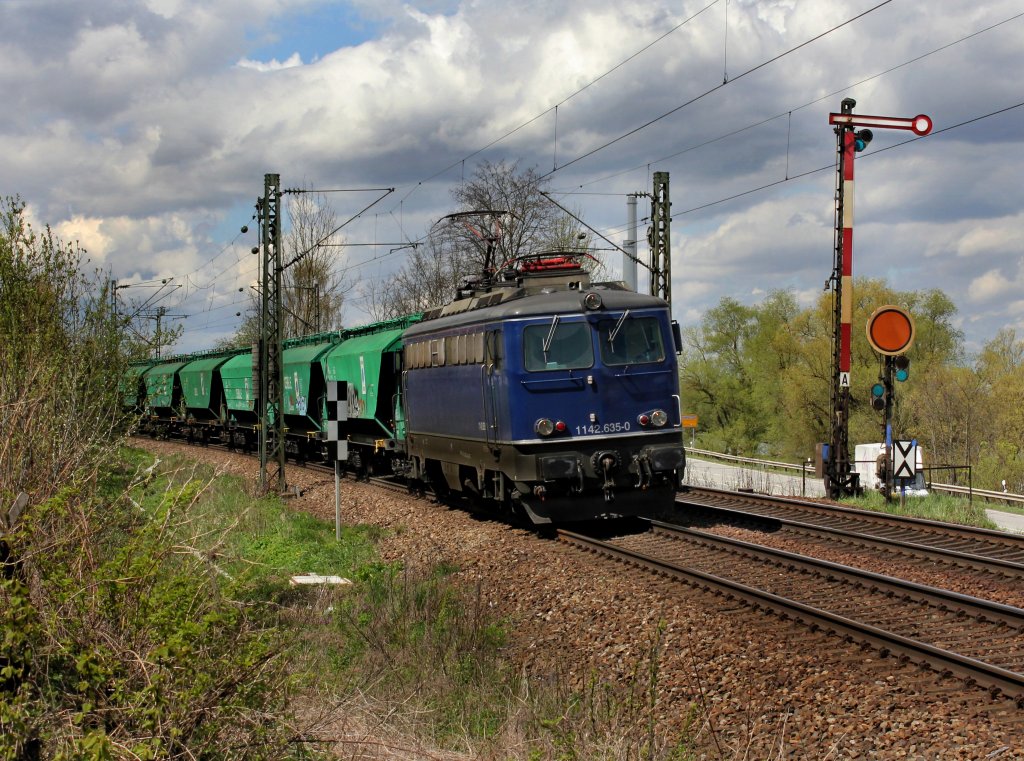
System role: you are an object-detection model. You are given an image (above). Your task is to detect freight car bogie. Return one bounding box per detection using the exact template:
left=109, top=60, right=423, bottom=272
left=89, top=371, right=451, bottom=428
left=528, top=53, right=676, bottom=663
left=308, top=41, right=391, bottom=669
left=225, top=424, right=257, bottom=453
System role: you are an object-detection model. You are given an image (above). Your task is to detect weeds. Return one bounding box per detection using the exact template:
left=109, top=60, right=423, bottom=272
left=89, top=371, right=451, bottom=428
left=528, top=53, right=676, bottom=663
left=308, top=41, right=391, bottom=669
left=838, top=489, right=997, bottom=528
left=1, top=451, right=321, bottom=760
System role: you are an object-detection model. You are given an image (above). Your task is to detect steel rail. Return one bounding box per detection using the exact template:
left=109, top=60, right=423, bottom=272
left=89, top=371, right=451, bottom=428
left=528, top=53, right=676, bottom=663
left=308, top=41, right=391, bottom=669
left=672, top=500, right=1024, bottom=578
left=650, top=521, right=1024, bottom=626
left=680, top=486, right=1024, bottom=557
left=559, top=526, right=1024, bottom=702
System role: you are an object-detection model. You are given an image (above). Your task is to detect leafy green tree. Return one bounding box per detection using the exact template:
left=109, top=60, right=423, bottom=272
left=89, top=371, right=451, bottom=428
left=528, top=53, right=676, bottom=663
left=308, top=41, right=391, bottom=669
left=681, top=279, right=966, bottom=462
left=681, top=296, right=774, bottom=454
left=973, top=329, right=1024, bottom=490
left=909, top=363, right=990, bottom=483
left=0, top=196, right=128, bottom=500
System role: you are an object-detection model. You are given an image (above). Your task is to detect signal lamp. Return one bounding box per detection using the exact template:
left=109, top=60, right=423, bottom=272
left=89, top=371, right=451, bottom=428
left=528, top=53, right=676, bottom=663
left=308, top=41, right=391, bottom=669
left=854, top=128, right=873, bottom=152
left=638, top=413, right=651, bottom=426
left=893, top=355, right=910, bottom=382
left=535, top=418, right=555, bottom=436
left=870, top=382, right=886, bottom=411
left=554, top=421, right=567, bottom=433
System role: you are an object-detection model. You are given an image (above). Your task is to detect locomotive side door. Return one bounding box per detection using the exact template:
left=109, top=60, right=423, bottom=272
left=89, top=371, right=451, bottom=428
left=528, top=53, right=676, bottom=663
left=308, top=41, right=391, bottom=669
left=482, top=328, right=502, bottom=450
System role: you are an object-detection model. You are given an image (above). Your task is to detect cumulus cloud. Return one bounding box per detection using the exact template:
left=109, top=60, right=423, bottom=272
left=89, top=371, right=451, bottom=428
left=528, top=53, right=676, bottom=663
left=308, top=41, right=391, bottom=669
left=0, top=0, right=1021, bottom=352
left=236, top=52, right=305, bottom=71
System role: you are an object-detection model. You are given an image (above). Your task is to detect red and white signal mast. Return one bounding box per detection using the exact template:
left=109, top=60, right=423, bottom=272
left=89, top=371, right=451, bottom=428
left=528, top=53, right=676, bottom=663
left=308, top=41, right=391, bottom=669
left=823, top=98, right=932, bottom=498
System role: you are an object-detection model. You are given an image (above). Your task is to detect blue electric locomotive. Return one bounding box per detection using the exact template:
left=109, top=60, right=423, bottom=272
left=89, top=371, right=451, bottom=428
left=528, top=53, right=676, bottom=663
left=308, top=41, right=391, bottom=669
left=401, top=254, right=685, bottom=523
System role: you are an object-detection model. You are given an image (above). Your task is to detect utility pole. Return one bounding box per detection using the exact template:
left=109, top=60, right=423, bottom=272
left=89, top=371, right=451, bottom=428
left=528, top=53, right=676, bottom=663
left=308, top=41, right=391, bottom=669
left=623, top=194, right=638, bottom=291
left=647, top=171, right=671, bottom=307
left=139, top=306, right=185, bottom=359
left=258, top=173, right=286, bottom=493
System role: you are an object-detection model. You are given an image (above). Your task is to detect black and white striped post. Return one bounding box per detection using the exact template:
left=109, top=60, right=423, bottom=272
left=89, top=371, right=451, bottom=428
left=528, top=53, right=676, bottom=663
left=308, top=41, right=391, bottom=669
left=325, top=380, right=348, bottom=541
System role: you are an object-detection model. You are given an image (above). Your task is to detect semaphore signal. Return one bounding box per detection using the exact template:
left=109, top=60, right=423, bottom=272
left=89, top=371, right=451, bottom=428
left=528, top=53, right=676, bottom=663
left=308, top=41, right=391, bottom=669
left=822, top=99, right=932, bottom=499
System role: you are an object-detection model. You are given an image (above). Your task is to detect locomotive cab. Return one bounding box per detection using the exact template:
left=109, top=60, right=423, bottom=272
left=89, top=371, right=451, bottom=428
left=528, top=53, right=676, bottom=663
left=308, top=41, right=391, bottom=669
left=506, top=299, right=685, bottom=522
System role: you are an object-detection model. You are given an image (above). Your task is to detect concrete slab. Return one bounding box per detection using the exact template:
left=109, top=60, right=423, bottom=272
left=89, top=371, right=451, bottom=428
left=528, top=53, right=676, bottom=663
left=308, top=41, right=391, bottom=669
left=684, top=457, right=825, bottom=498
left=986, top=509, right=1024, bottom=535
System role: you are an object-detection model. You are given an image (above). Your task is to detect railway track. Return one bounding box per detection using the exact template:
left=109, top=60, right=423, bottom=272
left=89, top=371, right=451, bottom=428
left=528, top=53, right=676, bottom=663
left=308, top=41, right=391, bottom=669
left=676, top=486, right=1024, bottom=573
left=560, top=520, right=1024, bottom=704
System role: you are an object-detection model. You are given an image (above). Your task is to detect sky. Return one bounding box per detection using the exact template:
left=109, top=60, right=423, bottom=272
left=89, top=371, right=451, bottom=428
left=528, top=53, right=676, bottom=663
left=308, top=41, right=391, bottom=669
left=2, top=0, right=1022, bottom=357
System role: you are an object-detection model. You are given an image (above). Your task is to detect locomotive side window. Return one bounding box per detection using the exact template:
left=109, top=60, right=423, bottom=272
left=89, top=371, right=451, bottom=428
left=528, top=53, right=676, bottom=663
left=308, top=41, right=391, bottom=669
left=485, top=330, right=501, bottom=366
left=524, top=319, right=593, bottom=371
left=429, top=339, right=445, bottom=367
left=598, top=316, right=665, bottom=365
left=471, top=332, right=486, bottom=364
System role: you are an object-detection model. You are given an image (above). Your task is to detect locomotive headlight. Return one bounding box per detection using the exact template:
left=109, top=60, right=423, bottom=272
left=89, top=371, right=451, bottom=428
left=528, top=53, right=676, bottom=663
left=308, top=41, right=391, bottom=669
left=583, top=292, right=603, bottom=310
left=650, top=409, right=668, bottom=427
left=535, top=418, right=555, bottom=436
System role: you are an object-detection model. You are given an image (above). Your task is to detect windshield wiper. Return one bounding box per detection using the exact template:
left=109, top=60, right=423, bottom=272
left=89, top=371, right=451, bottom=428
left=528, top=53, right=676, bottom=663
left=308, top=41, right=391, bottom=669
left=608, top=309, right=630, bottom=344
left=542, top=315, right=561, bottom=358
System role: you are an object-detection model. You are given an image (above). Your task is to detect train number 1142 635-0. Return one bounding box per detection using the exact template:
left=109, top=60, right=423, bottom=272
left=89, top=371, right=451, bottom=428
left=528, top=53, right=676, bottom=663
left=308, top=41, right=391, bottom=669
left=575, top=421, right=631, bottom=435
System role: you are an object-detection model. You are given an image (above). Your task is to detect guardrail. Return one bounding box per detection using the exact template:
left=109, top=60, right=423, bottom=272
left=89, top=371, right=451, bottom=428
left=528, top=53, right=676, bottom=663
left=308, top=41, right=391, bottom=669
left=928, top=481, right=1024, bottom=508
left=687, top=447, right=812, bottom=474
left=685, top=447, right=1024, bottom=508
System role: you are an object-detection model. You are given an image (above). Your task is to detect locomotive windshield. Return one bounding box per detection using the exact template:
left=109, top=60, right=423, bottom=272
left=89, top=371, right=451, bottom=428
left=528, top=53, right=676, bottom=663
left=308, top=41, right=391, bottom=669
left=598, top=315, right=665, bottom=365
left=524, top=319, right=593, bottom=371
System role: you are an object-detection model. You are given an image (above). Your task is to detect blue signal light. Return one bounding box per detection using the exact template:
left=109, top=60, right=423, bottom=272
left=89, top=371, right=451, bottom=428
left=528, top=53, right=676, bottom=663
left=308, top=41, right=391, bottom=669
left=870, top=381, right=886, bottom=411
left=893, top=355, right=910, bottom=382
left=854, top=128, right=873, bottom=152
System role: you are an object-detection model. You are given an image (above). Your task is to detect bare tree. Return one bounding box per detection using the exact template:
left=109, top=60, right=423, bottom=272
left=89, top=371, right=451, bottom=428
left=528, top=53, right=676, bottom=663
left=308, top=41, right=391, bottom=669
left=282, top=190, right=351, bottom=336
left=447, top=159, right=567, bottom=271
left=365, top=161, right=604, bottom=319
left=361, top=236, right=472, bottom=321
left=542, top=211, right=609, bottom=281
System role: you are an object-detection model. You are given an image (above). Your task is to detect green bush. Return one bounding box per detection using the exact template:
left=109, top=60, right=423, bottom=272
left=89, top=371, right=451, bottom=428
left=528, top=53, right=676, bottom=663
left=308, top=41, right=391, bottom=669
left=1, top=452, right=318, bottom=760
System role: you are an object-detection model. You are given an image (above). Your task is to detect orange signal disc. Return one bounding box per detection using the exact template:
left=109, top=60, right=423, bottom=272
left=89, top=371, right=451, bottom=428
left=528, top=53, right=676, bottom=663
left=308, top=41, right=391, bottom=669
left=866, top=306, right=915, bottom=355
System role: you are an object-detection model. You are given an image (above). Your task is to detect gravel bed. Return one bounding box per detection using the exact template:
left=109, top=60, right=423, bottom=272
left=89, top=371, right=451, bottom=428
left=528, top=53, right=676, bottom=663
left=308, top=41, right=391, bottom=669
left=134, top=439, right=1024, bottom=759
left=686, top=519, right=1024, bottom=610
